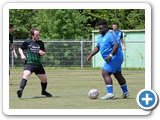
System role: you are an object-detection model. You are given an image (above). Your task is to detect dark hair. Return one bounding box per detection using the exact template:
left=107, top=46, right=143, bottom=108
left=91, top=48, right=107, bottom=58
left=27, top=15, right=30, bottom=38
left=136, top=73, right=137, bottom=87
left=112, top=22, right=118, bottom=26
left=30, top=28, right=39, bottom=36
left=98, top=20, right=108, bottom=26
left=9, top=24, right=14, bottom=28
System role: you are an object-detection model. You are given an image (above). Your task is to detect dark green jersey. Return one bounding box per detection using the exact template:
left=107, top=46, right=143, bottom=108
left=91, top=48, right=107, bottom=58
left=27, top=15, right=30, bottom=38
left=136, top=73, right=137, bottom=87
left=20, top=39, right=45, bottom=65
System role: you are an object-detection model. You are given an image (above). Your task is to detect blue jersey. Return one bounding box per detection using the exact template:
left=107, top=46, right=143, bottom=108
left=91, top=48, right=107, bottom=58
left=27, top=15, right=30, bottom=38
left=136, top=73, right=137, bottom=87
left=96, top=31, right=121, bottom=60
left=96, top=31, right=123, bottom=73
left=111, top=30, right=123, bottom=50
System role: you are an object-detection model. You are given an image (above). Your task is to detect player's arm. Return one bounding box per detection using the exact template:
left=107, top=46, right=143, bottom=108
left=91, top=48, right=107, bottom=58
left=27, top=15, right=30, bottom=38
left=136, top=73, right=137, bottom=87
left=105, top=43, right=119, bottom=62
left=10, top=43, right=18, bottom=59
left=19, top=47, right=26, bottom=60
left=121, top=38, right=126, bottom=50
left=105, top=33, right=119, bottom=62
left=10, top=35, right=18, bottom=58
left=110, top=43, right=119, bottom=55
left=87, top=46, right=99, bottom=62
left=120, top=32, right=126, bottom=51
left=19, top=41, right=27, bottom=60
left=39, top=41, right=46, bottom=56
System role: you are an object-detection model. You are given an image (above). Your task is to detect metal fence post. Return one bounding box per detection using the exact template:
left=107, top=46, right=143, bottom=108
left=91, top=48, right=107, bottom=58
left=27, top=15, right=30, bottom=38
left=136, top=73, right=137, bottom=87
left=80, top=41, right=84, bottom=69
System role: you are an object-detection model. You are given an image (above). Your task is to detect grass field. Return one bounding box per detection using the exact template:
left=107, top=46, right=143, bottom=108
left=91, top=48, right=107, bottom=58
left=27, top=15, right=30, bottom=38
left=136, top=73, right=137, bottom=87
left=9, top=67, right=145, bottom=109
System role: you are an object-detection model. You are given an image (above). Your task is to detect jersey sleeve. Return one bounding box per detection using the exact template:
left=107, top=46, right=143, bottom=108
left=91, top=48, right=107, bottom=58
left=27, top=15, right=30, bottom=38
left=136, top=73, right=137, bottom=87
left=40, top=41, right=46, bottom=52
left=19, top=40, right=28, bottom=50
left=120, top=31, right=123, bottom=39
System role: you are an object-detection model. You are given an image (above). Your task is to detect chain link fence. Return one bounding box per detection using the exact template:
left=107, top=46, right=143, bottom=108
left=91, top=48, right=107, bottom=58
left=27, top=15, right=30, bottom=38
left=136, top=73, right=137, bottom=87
left=10, top=40, right=95, bottom=69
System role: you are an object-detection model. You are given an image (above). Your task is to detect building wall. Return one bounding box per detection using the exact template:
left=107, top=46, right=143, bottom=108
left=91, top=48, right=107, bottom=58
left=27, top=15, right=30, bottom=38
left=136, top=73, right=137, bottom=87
left=92, top=30, right=145, bottom=68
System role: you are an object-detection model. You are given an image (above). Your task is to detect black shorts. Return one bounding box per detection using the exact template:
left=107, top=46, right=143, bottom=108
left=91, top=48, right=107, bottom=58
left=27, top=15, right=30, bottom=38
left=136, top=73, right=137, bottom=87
left=24, top=64, right=45, bottom=75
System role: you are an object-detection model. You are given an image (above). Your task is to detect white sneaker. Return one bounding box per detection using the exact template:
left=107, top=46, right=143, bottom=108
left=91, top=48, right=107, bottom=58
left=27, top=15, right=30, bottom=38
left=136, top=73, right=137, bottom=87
left=100, top=93, right=114, bottom=100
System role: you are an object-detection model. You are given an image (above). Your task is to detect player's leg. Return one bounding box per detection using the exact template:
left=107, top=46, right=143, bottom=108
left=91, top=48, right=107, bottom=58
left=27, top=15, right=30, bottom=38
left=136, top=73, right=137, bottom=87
left=37, top=74, right=52, bottom=97
left=9, top=55, right=12, bottom=84
left=113, top=71, right=129, bottom=98
left=100, top=63, right=114, bottom=100
left=17, top=64, right=32, bottom=98
left=9, top=65, right=12, bottom=85
left=9, top=65, right=10, bottom=76
left=36, top=66, right=52, bottom=97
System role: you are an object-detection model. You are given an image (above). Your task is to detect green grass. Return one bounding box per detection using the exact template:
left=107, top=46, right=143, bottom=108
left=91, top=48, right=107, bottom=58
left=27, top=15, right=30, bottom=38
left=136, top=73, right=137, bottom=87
left=9, top=67, right=145, bottom=109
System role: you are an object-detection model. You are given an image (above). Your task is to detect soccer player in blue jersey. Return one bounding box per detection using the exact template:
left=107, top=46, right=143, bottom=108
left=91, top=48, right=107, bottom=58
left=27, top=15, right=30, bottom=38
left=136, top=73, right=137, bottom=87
left=112, top=22, right=126, bottom=51
left=17, top=28, right=52, bottom=98
left=87, top=20, right=129, bottom=100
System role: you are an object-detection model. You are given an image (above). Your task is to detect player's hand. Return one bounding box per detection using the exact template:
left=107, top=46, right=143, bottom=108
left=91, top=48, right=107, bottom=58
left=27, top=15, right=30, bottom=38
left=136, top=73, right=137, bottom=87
left=105, top=56, right=112, bottom=62
left=14, top=53, right=18, bottom=59
left=21, top=55, right=26, bottom=60
left=123, top=47, right=126, bottom=51
left=87, top=55, right=92, bottom=62
left=39, top=50, right=45, bottom=56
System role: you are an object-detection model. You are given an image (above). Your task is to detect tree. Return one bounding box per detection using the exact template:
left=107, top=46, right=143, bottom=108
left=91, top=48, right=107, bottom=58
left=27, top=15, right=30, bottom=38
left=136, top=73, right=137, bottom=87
left=9, top=9, right=37, bottom=39
left=9, top=9, right=145, bottom=67
left=9, top=9, right=145, bottom=39
left=80, top=9, right=145, bottom=30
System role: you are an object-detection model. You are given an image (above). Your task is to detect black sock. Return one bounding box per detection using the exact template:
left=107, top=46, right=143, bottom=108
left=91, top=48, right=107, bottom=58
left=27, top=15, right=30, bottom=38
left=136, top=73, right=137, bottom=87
left=41, top=82, right=47, bottom=93
left=9, top=70, right=10, bottom=76
left=19, top=78, right=27, bottom=91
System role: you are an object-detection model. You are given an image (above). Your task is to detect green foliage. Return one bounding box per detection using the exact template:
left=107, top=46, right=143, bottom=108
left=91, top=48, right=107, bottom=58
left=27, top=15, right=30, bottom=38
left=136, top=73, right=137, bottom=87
left=81, top=9, right=145, bottom=30
left=9, top=9, right=145, bottom=40
left=10, top=9, right=145, bottom=67
left=47, top=9, right=88, bottom=40
left=9, top=9, right=37, bottom=39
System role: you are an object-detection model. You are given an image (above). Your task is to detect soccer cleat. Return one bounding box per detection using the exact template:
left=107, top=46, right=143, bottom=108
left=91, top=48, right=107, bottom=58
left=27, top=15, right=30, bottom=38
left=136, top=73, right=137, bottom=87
left=17, top=90, right=23, bottom=98
left=41, top=91, right=52, bottom=97
left=100, top=93, right=114, bottom=100
left=9, top=82, right=12, bottom=85
left=121, top=92, right=130, bottom=98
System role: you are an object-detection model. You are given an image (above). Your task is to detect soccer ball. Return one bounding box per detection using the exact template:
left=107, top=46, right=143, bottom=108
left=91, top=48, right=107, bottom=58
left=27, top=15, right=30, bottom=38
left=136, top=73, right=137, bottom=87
left=88, top=89, right=99, bottom=99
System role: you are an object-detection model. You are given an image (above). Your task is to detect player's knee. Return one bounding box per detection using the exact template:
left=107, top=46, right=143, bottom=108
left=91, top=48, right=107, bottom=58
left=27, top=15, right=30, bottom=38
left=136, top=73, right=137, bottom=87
left=22, top=76, right=30, bottom=80
left=40, top=76, right=47, bottom=83
left=41, top=79, right=47, bottom=83
left=102, top=70, right=110, bottom=78
left=22, top=74, right=31, bottom=80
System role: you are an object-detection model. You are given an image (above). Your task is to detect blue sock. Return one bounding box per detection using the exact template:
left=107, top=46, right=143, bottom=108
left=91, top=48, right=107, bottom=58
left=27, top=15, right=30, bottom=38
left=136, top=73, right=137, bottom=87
left=106, top=85, right=113, bottom=94
left=120, top=84, right=128, bottom=94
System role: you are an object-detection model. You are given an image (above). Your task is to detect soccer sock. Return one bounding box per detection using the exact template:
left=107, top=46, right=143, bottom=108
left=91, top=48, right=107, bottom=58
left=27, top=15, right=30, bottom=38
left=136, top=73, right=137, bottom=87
left=9, top=70, right=10, bottom=76
left=120, top=84, right=129, bottom=94
left=106, top=85, right=113, bottom=94
left=19, top=78, right=27, bottom=91
left=41, top=82, right=47, bottom=92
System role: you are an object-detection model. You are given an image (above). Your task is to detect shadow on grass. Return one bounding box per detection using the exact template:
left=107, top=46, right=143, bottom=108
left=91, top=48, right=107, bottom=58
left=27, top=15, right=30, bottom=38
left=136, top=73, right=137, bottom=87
left=111, top=97, right=135, bottom=100
left=18, top=94, right=69, bottom=100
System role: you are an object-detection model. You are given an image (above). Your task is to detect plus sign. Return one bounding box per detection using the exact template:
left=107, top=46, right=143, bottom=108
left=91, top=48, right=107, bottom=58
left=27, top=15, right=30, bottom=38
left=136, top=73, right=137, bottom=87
left=142, top=93, right=153, bottom=105
left=137, top=89, right=158, bottom=110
